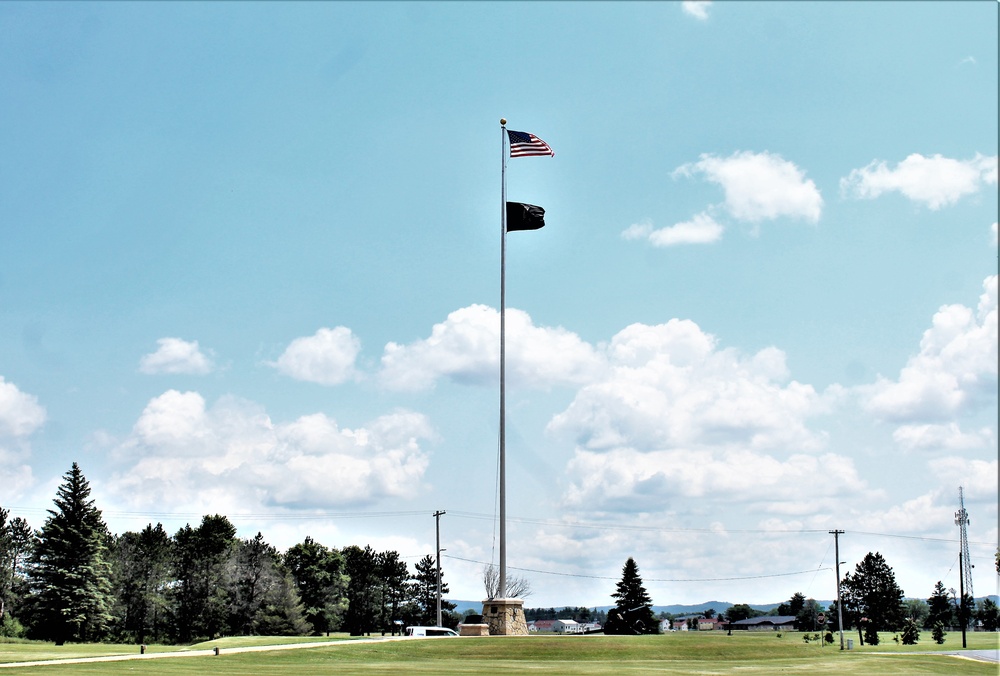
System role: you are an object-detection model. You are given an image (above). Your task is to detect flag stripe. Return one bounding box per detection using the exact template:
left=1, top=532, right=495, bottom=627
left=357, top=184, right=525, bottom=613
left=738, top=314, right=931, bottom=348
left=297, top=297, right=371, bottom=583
left=507, top=129, right=555, bottom=157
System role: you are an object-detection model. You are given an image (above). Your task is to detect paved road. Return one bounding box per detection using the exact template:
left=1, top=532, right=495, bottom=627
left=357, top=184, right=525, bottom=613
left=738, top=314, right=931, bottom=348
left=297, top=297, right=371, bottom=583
left=0, top=636, right=411, bottom=669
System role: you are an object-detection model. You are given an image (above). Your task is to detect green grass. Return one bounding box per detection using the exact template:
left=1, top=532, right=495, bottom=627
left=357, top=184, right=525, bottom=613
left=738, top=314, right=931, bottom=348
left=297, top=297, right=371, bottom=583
left=0, top=631, right=995, bottom=675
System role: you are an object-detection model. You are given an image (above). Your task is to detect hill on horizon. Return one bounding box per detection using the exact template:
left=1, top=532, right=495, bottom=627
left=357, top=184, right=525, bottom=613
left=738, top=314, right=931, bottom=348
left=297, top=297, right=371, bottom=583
left=450, top=595, right=1000, bottom=617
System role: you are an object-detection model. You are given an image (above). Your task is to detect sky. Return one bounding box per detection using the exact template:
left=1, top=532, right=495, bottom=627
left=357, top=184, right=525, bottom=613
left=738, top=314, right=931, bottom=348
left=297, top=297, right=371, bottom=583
left=1, top=1, right=997, bottom=609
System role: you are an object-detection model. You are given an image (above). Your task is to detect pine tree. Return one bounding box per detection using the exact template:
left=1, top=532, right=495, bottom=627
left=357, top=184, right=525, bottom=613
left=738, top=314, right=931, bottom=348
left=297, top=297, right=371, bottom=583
left=411, top=554, right=455, bottom=626
left=606, top=557, right=657, bottom=634
left=900, top=617, right=919, bottom=644
left=24, top=463, right=113, bottom=643
left=169, top=514, right=237, bottom=642
left=841, top=551, right=905, bottom=646
left=931, top=620, right=946, bottom=644
left=284, top=537, right=348, bottom=635
left=108, top=523, right=172, bottom=643
left=926, top=580, right=953, bottom=629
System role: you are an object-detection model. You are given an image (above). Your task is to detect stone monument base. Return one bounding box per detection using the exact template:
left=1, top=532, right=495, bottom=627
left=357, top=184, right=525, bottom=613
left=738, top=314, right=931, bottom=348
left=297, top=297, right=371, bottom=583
left=482, top=598, right=528, bottom=636
left=458, top=623, right=490, bottom=636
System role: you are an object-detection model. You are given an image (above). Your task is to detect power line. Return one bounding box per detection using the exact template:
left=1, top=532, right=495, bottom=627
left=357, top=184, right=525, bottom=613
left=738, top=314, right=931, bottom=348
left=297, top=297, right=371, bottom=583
left=442, top=553, right=835, bottom=583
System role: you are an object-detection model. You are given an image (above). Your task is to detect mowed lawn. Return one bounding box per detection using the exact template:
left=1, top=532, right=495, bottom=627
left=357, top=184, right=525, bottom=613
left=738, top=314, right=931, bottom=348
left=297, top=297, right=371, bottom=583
left=1, top=632, right=997, bottom=675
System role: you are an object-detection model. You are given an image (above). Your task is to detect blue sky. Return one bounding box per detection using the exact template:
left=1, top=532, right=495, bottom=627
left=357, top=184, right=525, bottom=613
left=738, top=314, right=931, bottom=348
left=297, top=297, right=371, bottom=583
left=1, top=1, right=996, bottom=607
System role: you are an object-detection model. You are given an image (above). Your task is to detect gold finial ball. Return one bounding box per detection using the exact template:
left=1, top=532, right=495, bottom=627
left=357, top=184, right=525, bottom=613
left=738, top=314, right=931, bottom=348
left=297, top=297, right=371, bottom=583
left=500, top=118, right=507, bottom=126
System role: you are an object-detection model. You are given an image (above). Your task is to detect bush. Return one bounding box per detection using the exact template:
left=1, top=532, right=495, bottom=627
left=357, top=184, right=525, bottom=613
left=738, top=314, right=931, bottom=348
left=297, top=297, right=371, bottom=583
left=931, top=621, right=946, bottom=644
left=901, top=618, right=919, bottom=645
left=0, top=614, right=26, bottom=639
left=824, top=631, right=834, bottom=644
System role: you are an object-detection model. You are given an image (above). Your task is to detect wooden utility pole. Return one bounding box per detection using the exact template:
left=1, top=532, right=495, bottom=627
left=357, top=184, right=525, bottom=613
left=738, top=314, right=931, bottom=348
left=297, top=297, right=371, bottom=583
left=830, top=530, right=845, bottom=650
left=434, top=510, right=446, bottom=627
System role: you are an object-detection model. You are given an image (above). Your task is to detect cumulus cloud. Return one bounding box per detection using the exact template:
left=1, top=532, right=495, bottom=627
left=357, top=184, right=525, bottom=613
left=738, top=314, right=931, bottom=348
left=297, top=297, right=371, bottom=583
left=0, top=377, right=44, bottom=500
left=840, top=153, right=998, bottom=209
left=110, top=390, right=433, bottom=512
left=892, top=422, right=993, bottom=452
left=927, top=457, right=999, bottom=501
left=548, top=319, right=831, bottom=454
left=674, top=151, right=823, bottom=223
left=0, top=377, right=46, bottom=438
left=379, top=304, right=604, bottom=391
left=864, top=275, right=998, bottom=421
left=139, top=337, right=215, bottom=375
left=562, top=448, right=867, bottom=514
left=682, top=1, right=712, bottom=20
left=622, top=213, right=723, bottom=247
left=271, top=327, right=361, bottom=386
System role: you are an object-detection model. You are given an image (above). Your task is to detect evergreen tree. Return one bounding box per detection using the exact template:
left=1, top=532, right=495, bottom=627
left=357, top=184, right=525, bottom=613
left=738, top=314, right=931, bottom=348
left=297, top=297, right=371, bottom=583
left=409, top=554, right=456, bottom=627
left=341, top=545, right=379, bottom=636
left=169, top=514, right=237, bottom=641
left=931, top=620, right=946, bottom=644
left=900, top=617, right=919, bottom=644
left=605, top=557, right=657, bottom=634
left=841, top=552, right=905, bottom=646
left=108, top=523, right=171, bottom=643
left=0, top=509, right=32, bottom=622
left=926, top=581, right=953, bottom=629
left=24, top=463, right=113, bottom=643
left=976, top=598, right=999, bottom=632
left=284, top=537, right=348, bottom=635
left=777, top=592, right=806, bottom=617
left=229, top=532, right=283, bottom=635
left=376, top=550, right=410, bottom=632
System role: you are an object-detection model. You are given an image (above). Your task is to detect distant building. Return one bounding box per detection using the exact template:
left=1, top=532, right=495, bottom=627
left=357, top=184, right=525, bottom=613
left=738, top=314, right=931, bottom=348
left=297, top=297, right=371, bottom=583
left=554, top=619, right=582, bottom=634
left=528, top=620, right=557, bottom=633
left=697, top=617, right=723, bottom=631
left=729, top=616, right=797, bottom=632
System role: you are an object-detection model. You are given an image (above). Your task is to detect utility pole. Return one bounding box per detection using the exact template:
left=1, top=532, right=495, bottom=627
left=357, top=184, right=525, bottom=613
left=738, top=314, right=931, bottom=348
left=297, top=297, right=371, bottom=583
left=830, top=530, right=845, bottom=650
left=434, top=510, right=446, bottom=627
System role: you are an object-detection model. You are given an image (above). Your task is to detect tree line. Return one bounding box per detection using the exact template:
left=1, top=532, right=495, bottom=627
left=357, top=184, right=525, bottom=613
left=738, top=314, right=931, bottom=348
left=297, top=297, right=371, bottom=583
left=3, top=465, right=996, bottom=645
left=0, top=463, right=458, bottom=644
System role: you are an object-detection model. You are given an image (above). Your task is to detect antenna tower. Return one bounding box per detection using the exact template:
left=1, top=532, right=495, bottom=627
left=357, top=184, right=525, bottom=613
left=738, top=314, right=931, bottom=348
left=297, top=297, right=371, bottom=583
left=955, top=486, right=974, bottom=600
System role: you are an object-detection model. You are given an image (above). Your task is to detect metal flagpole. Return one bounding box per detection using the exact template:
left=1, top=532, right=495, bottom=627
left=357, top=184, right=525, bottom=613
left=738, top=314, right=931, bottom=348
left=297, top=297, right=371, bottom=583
left=498, top=118, right=508, bottom=599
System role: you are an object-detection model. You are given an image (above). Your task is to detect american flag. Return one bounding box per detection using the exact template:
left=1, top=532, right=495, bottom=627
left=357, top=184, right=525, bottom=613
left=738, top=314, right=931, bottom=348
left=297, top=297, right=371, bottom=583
left=507, top=129, right=555, bottom=157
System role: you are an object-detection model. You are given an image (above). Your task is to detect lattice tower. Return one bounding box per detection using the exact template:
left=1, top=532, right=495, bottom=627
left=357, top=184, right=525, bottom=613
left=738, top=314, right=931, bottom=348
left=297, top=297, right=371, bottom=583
left=955, top=486, right=973, bottom=601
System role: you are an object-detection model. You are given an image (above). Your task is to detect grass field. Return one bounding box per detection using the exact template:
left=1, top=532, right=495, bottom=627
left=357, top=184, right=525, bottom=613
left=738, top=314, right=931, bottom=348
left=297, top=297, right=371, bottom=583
left=1, top=631, right=997, bottom=675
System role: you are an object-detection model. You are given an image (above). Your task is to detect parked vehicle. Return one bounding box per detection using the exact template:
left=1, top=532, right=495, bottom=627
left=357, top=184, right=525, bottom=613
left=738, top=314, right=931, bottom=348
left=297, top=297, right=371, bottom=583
left=405, top=626, right=459, bottom=637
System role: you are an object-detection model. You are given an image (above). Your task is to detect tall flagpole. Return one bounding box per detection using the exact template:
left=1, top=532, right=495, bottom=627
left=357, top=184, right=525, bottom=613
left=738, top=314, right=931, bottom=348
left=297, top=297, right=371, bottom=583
left=498, top=118, right=508, bottom=599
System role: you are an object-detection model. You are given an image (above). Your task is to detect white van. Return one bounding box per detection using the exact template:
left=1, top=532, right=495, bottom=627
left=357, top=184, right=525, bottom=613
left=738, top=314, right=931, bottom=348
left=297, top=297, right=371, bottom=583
left=405, top=626, right=459, bottom=637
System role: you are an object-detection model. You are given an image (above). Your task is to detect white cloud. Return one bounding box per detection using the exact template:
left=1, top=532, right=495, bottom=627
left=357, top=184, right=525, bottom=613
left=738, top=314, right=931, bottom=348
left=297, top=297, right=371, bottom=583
left=562, top=448, right=867, bottom=514
left=682, top=1, right=712, bottom=21
left=840, top=153, right=998, bottom=209
left=271, top=327, right=361, bottom=386
left=0, top=376, right=46, bottom=438
left=892, top=422, right=993, bottom=452
left=110, top=390, right=433, bottom=512
left=864, top=275, right=998, bottom=421
left=622, top=213, right=724, bottom=247
left=139, top=337, right=215, bottom=375
left=927, top=457, right=999, bottom=501
left=991, top=221, right=997, bottom=246
left=674, top=151, right=823, bottom=223
left=379, top=304, right=604, bottom=391
left=548, top=320, right=831, bottom=454
left=0, top=377, right=44, bottom=501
